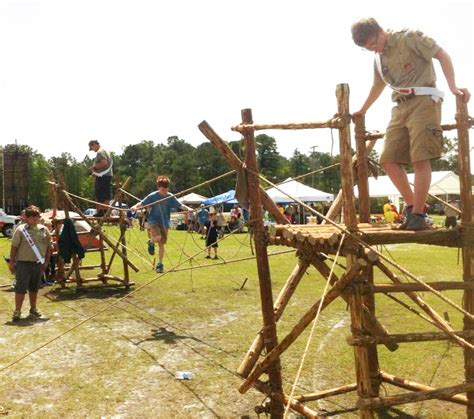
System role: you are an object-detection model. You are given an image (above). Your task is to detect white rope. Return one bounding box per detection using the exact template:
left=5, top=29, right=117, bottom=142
left=283, top=234, right=346, bottom=418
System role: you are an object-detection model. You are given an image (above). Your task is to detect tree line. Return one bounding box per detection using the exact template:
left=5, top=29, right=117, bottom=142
left=0, top=134, right=459, bottom=213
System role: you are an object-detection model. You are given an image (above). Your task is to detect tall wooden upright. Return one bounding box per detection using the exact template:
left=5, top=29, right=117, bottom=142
left=241, top=108, right=284, bottom=417
left=456, top=94, right=474, bottom=417
left=353, top=114, right=371, bottom=223
left=337, top=84, right=378, bottom=418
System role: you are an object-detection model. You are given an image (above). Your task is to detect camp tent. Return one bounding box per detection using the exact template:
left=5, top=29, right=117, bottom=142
left=178, top=192, right=208, bottom=205
left=202, top=190, right=236, bottom=205
left=354, top=170, right=463, bottom=208
left=265, top=178, right=334, bottom=204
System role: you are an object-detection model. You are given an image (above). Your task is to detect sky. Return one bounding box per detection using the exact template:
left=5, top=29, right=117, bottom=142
left=1, top=0, right=473, bottom=165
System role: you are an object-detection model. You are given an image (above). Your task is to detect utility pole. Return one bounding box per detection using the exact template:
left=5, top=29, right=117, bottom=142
left=310, top=145, right=318, bottom=187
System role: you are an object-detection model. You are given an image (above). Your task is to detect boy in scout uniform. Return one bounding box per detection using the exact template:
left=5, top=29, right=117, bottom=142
left=351, top=18, right=470, bottom=230
left=9, top=205, right=51, bottom=321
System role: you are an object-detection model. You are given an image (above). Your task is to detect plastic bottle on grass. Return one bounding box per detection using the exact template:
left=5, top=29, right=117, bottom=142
left=175, top=371, right=193, bottom=380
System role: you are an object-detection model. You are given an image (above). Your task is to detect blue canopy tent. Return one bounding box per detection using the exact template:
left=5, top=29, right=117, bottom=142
left=202, top=190, right=236, bottom=206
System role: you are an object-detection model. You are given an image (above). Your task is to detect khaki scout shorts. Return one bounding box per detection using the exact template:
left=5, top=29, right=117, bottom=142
left=15, top=261, right=42, bottom=294
left=380, top=95, right=443, bottom=164
left=148, top=223, right=168, bottom=244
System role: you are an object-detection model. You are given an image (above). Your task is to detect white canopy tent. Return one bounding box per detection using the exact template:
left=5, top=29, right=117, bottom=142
left=265, top=178, right=334, bottom=203
left=354, top=171, right=463, bottom=209
left=178, top=192, right=208, bottom=205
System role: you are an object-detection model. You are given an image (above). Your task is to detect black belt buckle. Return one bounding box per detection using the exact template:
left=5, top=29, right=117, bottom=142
left=397, top=93, right=416, bottom=103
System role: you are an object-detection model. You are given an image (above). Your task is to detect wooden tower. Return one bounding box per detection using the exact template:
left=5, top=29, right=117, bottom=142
left=48, top=177, right=138, bottom=289
left=200, top=84, right=474, bottom=417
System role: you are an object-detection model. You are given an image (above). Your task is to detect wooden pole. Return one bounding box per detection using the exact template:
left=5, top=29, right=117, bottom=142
left=373, top=281, right=474, bottom=293
left=239, top=261, right=365, bottom=394
left=119, top=221, right=130, bottom=288
left=253, top=380, right=321, bottom=418
left=361, top=262, right=380, bottom=397
left=349, top=282, right=376, bottom=418
left=241, top=108, right=284, bottom=417
left=198, top=121, right=287, bottom=225
left=48, top=179, right=66, bottom=287
left=57, top=183, right=83, bottom=287
left=311, top=256, right=398, bottom=352
left=456, top=95, right=474, bottom=417
left=293, top=383, right=358, bottom=402
left=337, top=83, right=376, bottom=418
left=380, top=371, right=470, bottom=406
left=375, top=260, right=474, bottom=350
left=348, top=329, right=474, bottom=346
left=336, top=83, right=356, bottom=229
left=359, top=382, right=474, bottom=410
left=353, top=114, right=371, bottom=223
left=237, top=258, right=310, bottom=378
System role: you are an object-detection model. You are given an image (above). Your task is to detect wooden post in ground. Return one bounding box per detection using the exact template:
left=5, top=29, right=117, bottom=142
left=241, top=108, right=284, bottom=417
left=48, top=179, right=66, bottom=287
left=57, top=182, right=83, bottom=287
left=237, top=258, right=310, bottom=378
left=322, top=138, right=376, bottom=224
left=353, top=114, right=371, bottom=223
left=336, top=83, right=377, bottom=418
left=119, top=217, right=130, bottom=287
left=456, top=95, right=474, bottom=417
left=361, top=262, right=380, bottom=396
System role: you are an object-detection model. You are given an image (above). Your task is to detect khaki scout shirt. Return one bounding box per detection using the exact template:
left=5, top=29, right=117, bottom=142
left=373, top=29, right=441, bottom=102
left=11, top=224, right=51, bottom=262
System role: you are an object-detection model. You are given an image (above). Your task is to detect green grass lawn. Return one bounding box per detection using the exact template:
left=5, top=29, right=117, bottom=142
left=0, top=224, right=468, bottom=417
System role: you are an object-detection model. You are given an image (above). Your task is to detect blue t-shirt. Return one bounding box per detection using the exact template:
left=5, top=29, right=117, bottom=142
left=142, top=191, right=182, bottom=228
left=197, top=208, right=209, bottom=224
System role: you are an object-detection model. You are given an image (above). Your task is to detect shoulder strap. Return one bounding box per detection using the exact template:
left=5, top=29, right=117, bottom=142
left=20, top=225, right=45, bottom=264
left=93, top=150, right=113, bottom=177
left=375, top=54, right=444, bottom=102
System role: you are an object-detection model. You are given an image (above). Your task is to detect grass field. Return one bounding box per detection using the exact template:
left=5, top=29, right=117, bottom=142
left=0, top=221, right=468, bottom=418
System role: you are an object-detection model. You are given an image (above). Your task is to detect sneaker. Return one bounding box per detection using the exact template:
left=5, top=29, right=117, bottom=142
left=405, top=213, right=428, bottom=231
left=397, top=205, right=413, bottom=230
left=205, top=255, right=211, bottom=259
left=147, top=241, right=155, bottom=256
left=12, top=309, right=21, bottom=321
left=213, top=255, right=218, bottom=260
left=155, top=263, right=164, bottom=273
left=29, top=307, right=42, bottom=318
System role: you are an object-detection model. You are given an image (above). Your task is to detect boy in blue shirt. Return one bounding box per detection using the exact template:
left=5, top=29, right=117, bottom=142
left=131, top=176, right=191, bottom=273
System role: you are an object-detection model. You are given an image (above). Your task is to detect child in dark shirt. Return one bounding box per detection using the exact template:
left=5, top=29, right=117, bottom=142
left=205, top=218, right=219, bottom=260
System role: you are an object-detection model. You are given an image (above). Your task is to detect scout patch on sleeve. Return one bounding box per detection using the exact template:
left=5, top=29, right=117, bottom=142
left=415, top=30, right=436, bottom=48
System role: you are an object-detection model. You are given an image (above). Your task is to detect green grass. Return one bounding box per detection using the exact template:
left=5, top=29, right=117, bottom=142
left=0, top=225, right=468, bottom=417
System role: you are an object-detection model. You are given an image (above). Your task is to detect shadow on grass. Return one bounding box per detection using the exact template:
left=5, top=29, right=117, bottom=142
left=5, top=316, right=50, bottom=327
left=375, top=407, right=417, bottom=418
left=136, top=327, right=197, bottom=345
left=43, top=286, right=131, bottom=302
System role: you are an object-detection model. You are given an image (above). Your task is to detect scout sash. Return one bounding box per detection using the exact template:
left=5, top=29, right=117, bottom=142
left=20, top=225, right=45, bottom=264
left=93, top=159, right=113, bottom=177
left=375, top=54, right=444, bottom=102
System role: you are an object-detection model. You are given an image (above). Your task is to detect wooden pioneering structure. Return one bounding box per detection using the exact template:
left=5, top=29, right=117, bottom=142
left=48, top=177, right=138, bottom=289
left=199, top=83, right=474, bottom=417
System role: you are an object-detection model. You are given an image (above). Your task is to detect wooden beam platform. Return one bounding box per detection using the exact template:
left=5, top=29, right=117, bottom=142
left=269, top=223, right=462, bottom=254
